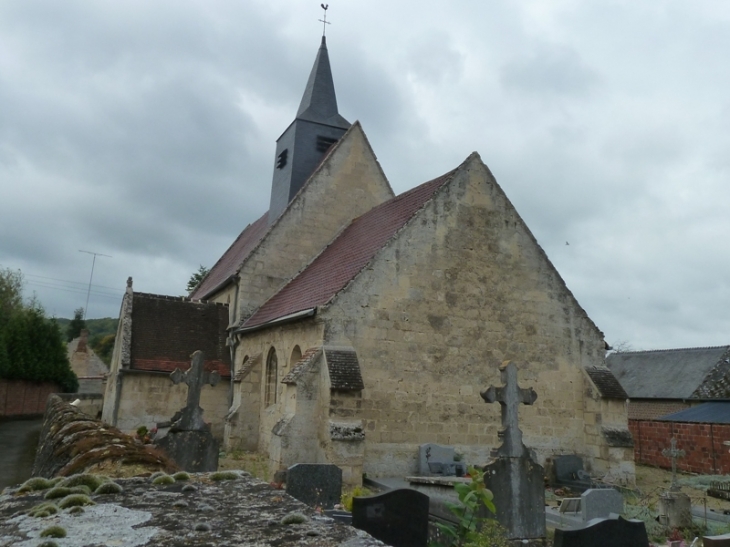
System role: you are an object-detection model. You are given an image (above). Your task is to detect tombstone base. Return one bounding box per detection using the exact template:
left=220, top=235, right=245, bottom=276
left=155, top=429, right=219, bottom=472
left=658, top=491, right=692, bottom=529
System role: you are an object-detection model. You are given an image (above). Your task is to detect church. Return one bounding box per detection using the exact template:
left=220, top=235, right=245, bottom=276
left=102, top=36, right=634, bottom=485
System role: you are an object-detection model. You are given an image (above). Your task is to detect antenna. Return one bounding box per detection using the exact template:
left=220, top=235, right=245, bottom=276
left=79, top=250, right=112, bottom=319
left=319, top=4, right=330, bottom=36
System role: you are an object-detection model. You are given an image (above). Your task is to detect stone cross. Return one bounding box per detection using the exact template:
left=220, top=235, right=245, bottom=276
left=481, top=361, right=537, bottom=458
left=169, top=350, right=220, bottom=431
left=662, top=437, right=686, bottom=492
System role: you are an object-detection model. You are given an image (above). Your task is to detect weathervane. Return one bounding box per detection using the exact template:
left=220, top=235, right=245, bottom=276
left=319, top=4, right=330, bottom=36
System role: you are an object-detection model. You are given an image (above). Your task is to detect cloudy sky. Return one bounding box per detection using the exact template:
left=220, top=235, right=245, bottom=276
left=1, top=1, right=728, bottom=351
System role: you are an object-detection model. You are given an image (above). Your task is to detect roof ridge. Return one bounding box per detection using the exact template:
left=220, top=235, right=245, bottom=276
left=610, top=345, right=730, bottom=355
left=134, top=291, right=228, bottom=306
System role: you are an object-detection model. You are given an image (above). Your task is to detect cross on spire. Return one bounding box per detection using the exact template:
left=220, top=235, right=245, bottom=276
left=481, top=361, right=538, bottom=457
left=319, top=4, right=331, bottom=36
left=662, top=437, right=686, bottom=492
left=169, top=350, right=220, bottom=430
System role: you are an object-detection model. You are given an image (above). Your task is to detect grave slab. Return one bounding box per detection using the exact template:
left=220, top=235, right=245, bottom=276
left=418, top=443, right=466, bottom=476
left=581, top=488, right=623, bottom=522
left=352, top=489, right=429, bottom=547
left=703, top=533, right=730, bottom=547
left=285, top=463, right=342, bottom=509
left=553, top=516, right=649, bottom=547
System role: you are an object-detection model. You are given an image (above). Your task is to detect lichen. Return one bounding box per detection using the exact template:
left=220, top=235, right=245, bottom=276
left=40, top=525, right=67, bottom=538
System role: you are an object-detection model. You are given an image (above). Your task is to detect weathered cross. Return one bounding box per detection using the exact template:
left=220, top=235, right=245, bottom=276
left=169, top=350, right=220, bottom=430
left=480, top=361, right=538, bottom=458
left=662, top=437, right=686, bottom=492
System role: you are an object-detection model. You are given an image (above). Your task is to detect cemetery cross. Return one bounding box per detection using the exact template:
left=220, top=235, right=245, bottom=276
left=480, top=361, right=537, bottom=458
left=169, top=350, right=220, bottom=430
left=662, top=437, right=686, bottom=492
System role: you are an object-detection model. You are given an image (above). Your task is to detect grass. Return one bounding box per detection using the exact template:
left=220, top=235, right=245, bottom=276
left=221, top=449, right=270, bottom=481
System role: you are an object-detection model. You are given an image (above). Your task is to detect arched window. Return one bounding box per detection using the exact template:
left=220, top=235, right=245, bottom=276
left=265, top=347, right=278, bottom=406
left=289, top=345, right=302, bottom=368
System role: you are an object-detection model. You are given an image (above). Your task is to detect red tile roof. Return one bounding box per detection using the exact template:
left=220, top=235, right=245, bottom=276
left=133, top=359, right=230, bottom=378
left=241, top=170, right=456, bottom=329
left=190, top=212, right=269, bottom=300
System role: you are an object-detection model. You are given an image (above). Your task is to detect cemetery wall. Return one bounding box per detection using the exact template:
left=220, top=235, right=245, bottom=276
left=628, top=399, right=691, bottom=420
left=629, top=418, right=730, bottom=474
left=321, top=156, right=626, bottom=478
left=0, top=379, right=61, bottom=417
left=112, top=371, right=229, bottom=439
left=230, top=124, right=392, bottom=314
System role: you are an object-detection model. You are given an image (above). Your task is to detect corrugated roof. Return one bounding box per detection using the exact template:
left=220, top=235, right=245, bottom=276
left=606, top=346, right=730, bottom=399
left=240, top=169, right=455, bottom=329
left=657, top=402, right=730, bottom=424
left=190, top=212, right=269, bottom=300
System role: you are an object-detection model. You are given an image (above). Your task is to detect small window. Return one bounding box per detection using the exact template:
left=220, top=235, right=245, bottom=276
left=265, top=347, right=278, bottom=406
left=316, top=136, right=337, bottom=152
left=276, top=149, right=288, bottom=169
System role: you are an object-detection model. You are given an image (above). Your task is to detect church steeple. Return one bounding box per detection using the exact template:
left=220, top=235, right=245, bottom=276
left=268, top=36, right=351, bottom=224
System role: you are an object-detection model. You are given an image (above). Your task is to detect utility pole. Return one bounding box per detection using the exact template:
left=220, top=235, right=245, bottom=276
left=79, top=250, right=112, bottom=320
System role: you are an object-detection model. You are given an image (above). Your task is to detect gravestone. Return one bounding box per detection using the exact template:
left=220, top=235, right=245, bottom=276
left=418, top=443, right=467, bottom=476
left=553, top=516, right=649, bottom=547
left=581, top=488, right=623, bottom=522
left=662, top=437, right=685, bottom=492
left=559, top=498, right=581, bottom=515
left=154, top=350, right=220, bottom=472
left=703, top=533, right=730, bottom=546
left=481, top=361, right=545, bottom=544
left=352, top=489, right=429, bottom=547
left=552, top=455, right=593, bottom=491
left=285, top=463, right=342, bottom=509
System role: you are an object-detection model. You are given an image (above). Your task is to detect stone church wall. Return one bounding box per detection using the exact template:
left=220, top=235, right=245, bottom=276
left=320, top=155, right=623, bottom=479
left=112, top=371, right=229, bottom=440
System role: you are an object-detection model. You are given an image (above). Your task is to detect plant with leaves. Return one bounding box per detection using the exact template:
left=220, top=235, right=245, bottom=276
left=186, top=265, right=210, bottom=294
left=432, top=466, right=498, bottom=547
left=66, top=307, right=86, bottom=342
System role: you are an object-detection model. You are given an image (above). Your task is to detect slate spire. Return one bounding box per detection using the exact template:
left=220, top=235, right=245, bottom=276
left=268, top=37, right=351, bottom=224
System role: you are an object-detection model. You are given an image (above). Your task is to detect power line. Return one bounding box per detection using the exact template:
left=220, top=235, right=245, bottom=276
left=79, top=250, right=112, bottom=319
left=23, top=272, right=124, bottom=293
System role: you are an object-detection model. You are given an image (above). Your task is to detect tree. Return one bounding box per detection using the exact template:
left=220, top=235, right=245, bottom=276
left=186, top=265, right=210, bottom=294
left=66, top=307, right=86, bottom=342
left=0, top=268, right=24, bottom=325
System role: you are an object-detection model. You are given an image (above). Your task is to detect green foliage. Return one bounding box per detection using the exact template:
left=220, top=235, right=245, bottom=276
left=186, top=265, right=210, bottom=294
left=341, top=485, right=371, bottom=512
left=463, top=519, right=510, bottom=547
left=0, top=268, right=78, bottom=392
left=66, top=307, right=86, bottom=342
left=432, top=467, right=496, bottom=547
left=40, top=525, right=67, bottom=538
left=91, top=333, right=115, bottom=365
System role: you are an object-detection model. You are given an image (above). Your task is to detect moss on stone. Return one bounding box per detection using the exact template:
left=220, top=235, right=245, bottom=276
left=40, top=525, right=67, bottom=538
left=210, top=471, right=240, bottom=481
left=58, top=473, right=104, bottom=491
left=28, top=502, right=59, bottom=518
left=58, top=494, right=95, bottom=509
left=94, top=481, right=123, bottom=495
left=172, top=471, right=190, bottom=481
left=19, top=477, right=53, bottom=492
left=44, top=487, right=73, bottom=500
left=152, top=474, right=175, bottom=485
left=68, top=506, right=85, bottom=515
left=280, top=512, right=309, bottom=525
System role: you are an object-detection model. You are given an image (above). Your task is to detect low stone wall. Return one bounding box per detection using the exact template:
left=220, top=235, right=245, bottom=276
left=629, top=419, right=730, bottom=475
left=33, top=395, right=178, bottom=478
left=0, top=379, right=61, bottom=418
left=57, top=393, right=104, bottom=419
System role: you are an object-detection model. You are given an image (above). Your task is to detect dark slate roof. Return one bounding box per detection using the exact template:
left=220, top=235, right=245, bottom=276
left=241, top=169, right=456, bottom=329
left=130, top=292, right=231, bottom=378
left=190, top=212, right=269, bottom=300
left=657, top=402, right=730, bottom=424
left=325, top=347, right=364, bottom=391
left=585, top=367, right=628, bottom=399
left=606, top=346, right=730, bottom=399
left=296, top=36, right=349, bottom=129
